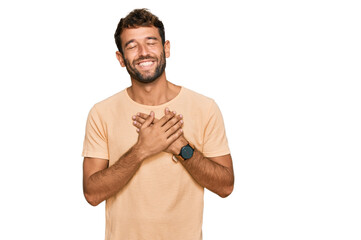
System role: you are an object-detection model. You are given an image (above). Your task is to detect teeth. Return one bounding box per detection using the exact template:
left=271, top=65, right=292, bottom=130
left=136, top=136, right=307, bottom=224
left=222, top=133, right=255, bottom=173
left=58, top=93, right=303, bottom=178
left=139, top=61, right=153, bottom=67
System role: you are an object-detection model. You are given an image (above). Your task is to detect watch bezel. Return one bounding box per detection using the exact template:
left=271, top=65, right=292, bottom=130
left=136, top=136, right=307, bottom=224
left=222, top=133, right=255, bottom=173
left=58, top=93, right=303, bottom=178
left=179, top=144, right=194, bottom=160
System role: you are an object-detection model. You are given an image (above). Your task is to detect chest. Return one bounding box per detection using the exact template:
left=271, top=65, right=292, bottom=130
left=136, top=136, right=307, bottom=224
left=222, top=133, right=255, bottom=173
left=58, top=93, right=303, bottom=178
left=105, top=106, right=205, bottom=165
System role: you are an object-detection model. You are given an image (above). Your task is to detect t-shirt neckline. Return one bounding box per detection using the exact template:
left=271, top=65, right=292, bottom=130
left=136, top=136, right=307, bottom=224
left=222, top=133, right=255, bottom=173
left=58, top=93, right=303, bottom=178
left=124, top=86, right=184, bottom=110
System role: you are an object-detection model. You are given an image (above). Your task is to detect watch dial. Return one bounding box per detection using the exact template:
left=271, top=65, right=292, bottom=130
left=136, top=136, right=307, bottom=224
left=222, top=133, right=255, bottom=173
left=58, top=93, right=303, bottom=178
left=182, top=145, right=194, bottom=159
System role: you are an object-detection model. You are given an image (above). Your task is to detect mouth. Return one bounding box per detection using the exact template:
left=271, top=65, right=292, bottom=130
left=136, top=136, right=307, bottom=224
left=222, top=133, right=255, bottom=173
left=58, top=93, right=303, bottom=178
left=135, top=59, right=156, bottom=70
left=138, top=61, right=154, bottom=67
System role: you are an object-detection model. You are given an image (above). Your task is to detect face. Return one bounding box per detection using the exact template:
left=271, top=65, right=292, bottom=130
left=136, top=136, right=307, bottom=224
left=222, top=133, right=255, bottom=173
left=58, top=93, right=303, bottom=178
left=116, top=26, right=170, bottom=84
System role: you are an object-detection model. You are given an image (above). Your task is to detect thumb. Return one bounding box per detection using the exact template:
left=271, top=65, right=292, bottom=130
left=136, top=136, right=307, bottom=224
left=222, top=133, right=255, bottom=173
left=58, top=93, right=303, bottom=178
left=142, top=111, right=154, bottom=128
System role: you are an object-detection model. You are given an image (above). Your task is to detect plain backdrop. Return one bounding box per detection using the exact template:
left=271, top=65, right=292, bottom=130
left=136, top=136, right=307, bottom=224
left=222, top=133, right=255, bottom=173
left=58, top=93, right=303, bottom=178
left=0, top=0, right=360, bottom=239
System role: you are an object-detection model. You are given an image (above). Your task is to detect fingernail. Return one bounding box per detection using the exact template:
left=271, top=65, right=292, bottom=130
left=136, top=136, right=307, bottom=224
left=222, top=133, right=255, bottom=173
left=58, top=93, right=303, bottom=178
left=137, top=112, right=140, bottom=116
left=179, top=114, right=183, bottom=118
left=180, top=120, right=183, bottom=124
left=133, top=121, right=137, bottom=125
left=172, top=111, right=176, bottom=114
left=165, top=108, right=169, bottom=112
left=132, top=115, right=136, bottom=120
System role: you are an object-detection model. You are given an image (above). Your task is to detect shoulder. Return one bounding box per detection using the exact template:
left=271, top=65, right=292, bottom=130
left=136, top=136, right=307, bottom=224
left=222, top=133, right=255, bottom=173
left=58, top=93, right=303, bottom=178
left=86, top=90, right=127, bottom=122
left=181, top=87, right=215, bottom=107
left=179, top=87, right=222, bottom=124
left=93, top=90, right=125, bottom=110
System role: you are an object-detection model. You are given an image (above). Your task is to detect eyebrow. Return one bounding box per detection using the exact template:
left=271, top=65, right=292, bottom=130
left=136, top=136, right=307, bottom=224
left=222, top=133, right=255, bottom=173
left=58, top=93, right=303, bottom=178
left=124, top=37, right=159, bottom=48
left=146, top=37, right=158, bottom=41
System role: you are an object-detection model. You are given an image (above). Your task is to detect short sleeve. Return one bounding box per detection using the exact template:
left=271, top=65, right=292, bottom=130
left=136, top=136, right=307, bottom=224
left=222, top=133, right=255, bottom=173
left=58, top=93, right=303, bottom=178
left=82, top=105, right=109, bottom=160
left=202, top=100, right=230, bottom=157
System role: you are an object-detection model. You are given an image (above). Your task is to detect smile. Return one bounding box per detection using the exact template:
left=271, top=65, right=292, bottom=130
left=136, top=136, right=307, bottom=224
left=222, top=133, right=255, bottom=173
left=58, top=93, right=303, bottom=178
left=138, top=61, right=154, bottom=67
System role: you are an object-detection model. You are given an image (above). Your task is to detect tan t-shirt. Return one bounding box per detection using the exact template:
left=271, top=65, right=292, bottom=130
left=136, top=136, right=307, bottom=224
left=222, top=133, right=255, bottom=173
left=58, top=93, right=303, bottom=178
left=82, top=87, right=230, bottom=240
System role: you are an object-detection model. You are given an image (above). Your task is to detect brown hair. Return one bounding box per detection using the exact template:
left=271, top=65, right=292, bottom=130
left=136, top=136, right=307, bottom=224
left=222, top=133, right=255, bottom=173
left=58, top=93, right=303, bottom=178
left=114, top=8, right=165, bottom=55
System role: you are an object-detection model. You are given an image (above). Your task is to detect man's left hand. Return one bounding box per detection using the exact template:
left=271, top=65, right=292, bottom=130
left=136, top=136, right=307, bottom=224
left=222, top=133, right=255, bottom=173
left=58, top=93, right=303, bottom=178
left=132, top=108, right=188, bottom=155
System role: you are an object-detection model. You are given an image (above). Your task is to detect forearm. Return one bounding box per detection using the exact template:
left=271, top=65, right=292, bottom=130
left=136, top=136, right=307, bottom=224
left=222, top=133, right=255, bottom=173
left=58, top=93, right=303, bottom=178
left=180, top=149, right=234, bottom=198
left=84, top=144, right=146, bottom=206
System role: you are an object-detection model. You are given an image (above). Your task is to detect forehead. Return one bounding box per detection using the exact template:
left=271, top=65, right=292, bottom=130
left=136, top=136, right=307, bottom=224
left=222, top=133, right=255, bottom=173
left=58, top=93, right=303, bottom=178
left=120, top=26, right=161, bottom=44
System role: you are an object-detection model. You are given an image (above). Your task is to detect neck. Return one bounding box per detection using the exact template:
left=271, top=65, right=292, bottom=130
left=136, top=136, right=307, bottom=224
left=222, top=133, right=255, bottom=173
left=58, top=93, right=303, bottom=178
left=127, top=73, right=181, bottom=106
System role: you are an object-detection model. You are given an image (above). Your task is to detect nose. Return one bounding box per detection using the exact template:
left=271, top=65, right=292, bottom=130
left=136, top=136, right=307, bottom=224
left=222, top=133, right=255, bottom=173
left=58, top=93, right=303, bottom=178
left=138, top=43, right=150, bottom=57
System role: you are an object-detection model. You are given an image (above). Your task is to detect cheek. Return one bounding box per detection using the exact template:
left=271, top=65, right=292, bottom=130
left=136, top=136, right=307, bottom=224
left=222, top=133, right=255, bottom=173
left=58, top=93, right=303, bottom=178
left=123, top=58, right=133, bottom=69
left=123, top=51, right=137, bottom=62
left=125, top=56, right=136, bottom=66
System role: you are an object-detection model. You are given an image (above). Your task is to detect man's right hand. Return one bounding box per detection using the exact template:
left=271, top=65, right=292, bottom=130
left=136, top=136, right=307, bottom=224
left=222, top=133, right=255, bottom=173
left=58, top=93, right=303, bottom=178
left=135, top=110, right=184, bottom=159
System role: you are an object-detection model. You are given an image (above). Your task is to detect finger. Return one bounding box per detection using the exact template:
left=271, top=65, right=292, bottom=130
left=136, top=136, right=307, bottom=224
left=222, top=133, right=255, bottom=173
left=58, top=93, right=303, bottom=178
left=141, top=111, right=154, bottom=129
left=132, top=120, right=142, bottom=129
left=163, top=114, right=183, bottom=132
left=136, top=112, right=150, bottom=120
left=157, top=111, right=175, bottom=126
left=135, top=116, right=146, bottom=124
left=164, top=108, right=177, bottom=115
left=164, top=107, right=175, bottom=115
left=166, top=128, right=184, bottom=144
left=135, top=113, right=159, bottom=124
left=165, top=118, right=183, bottom=137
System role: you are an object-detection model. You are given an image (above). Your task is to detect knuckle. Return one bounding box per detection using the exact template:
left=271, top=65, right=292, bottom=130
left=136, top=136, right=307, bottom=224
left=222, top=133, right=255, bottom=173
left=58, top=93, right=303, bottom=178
left=173, top=123, right=180, bottom=130
left=170, top=117, right=178, bottom=125
left=174, top=121, right=181, bottom=128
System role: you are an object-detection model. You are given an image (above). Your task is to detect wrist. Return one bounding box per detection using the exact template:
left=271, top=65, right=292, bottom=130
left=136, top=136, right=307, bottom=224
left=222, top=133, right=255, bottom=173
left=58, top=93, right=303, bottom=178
left=172, top=136, right=189, bottom=155
left=132, top=142, right=149, bottom=162
left=174, top=142, right=195, bottom=162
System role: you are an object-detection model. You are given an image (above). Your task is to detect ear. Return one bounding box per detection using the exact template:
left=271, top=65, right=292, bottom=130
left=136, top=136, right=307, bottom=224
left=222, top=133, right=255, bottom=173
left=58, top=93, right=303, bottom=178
left=116, top=51, right=126, bottom=67
left=164, top=40, right=170, bottom=58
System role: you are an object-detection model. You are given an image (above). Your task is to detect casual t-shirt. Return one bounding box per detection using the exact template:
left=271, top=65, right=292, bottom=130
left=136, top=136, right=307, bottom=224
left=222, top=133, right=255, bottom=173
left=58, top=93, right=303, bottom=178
left=82, top=87, right=230, bottom=240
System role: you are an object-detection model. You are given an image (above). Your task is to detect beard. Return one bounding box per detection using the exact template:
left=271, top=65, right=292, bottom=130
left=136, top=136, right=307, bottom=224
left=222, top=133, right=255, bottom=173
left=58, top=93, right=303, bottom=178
left=124, top=50, right=166, bottom=84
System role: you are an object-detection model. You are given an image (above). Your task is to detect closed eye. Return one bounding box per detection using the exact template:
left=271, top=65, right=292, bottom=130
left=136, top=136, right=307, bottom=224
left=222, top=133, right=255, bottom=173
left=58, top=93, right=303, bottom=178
left=124, top=39, right=137, bottom=50
left=146, top=37, right=159, bottom=45
left=127, top=44, right=137, bottom=50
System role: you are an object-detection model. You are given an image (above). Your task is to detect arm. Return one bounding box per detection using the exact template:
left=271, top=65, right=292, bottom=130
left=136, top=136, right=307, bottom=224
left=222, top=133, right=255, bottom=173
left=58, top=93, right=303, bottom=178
left=185, top=152, right=234, bottom=198
left=133, top=110, right=234, bottom=198
left=83, top=111, right=184, bottom=206
left=173, top=137, right=234, bottom=198
left=83, top=145, right=145, bottom=206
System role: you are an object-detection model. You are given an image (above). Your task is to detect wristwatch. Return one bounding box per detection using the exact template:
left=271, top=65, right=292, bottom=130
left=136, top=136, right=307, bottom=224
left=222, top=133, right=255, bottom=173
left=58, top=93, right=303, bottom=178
left=178, top=143, right=194, bottom=161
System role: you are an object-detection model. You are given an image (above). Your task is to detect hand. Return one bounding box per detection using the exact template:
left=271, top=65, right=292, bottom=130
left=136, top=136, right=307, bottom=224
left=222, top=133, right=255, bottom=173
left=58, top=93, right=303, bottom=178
left=132, top=108, right=188, bottom=155
left=134, top=110, right=185, bottom=159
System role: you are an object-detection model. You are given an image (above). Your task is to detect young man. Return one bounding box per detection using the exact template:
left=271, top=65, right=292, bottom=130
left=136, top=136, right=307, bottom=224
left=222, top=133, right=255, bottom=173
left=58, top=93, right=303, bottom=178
left=82, top=8, right=234, bottom=240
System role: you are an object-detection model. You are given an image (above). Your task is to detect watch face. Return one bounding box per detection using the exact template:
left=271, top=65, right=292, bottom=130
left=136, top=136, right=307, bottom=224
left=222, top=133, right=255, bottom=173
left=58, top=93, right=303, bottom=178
left=181, top=145, right=194, bottom=160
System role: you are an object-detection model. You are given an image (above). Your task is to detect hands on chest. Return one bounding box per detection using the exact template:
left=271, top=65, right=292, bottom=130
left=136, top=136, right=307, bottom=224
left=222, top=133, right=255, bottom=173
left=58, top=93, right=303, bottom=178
left=132, top=108, right=189, bottom=158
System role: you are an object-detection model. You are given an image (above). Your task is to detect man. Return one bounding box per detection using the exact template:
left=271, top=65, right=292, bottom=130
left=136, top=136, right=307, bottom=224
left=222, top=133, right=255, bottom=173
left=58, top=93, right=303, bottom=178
left=82, top=8, right=234, bottom=240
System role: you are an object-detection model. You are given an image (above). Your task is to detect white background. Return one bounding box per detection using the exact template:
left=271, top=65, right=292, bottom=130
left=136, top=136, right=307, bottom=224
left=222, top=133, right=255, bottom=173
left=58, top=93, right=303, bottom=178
left=0, top=0, right=360, bottom=239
